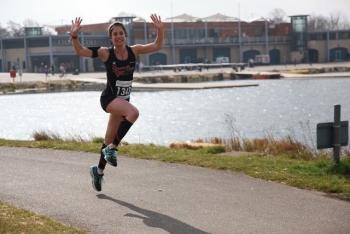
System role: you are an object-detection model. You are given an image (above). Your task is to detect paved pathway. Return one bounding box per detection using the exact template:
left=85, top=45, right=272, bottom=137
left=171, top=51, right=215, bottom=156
left=1, top=147, right=350, bottom=233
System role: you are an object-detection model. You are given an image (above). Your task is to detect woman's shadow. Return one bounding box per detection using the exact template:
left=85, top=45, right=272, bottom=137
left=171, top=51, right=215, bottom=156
left=97, top=194, right=210, bottom=234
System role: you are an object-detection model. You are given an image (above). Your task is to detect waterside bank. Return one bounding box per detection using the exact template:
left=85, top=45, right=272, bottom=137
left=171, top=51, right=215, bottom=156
left=0, top=62, right=349, bottom=94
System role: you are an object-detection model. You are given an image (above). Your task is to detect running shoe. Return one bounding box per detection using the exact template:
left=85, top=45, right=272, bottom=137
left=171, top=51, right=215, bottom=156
left=102, top=145, right=118, bottom=167
left=90, top=165, right=104, bottom=192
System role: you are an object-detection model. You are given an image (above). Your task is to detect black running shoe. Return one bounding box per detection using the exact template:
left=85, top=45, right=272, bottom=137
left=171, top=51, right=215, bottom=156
left=90, top=165, right=103, bottom=192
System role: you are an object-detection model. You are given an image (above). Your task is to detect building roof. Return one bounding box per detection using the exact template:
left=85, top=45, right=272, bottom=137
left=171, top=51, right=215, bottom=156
left=55, top=22, right=109, bottom=35
left=202, top=13, right=239, bottom=22
left=165, top=13, right=199, bottom=22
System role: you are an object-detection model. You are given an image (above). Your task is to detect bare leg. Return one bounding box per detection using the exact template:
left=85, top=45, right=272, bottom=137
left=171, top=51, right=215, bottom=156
left=104, top=114, right=123, bottom=145
left=98, top=98, right=139, bottom=171
left=104, top=98, right=139, bottom=143
left=106, top=98, right=139, bottom=147
left=106, top=98, right=139, bottom=123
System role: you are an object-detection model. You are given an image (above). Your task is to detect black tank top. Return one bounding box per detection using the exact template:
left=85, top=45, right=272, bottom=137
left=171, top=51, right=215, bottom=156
left=103, top=45, right=136, bottom=99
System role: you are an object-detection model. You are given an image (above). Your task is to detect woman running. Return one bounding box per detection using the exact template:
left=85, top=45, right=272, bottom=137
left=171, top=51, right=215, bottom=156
left=70, top=14, right=164, bottom=191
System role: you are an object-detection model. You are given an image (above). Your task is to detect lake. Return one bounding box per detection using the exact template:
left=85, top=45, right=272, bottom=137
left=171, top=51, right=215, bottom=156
left=1, top=78, right=349, bottom=147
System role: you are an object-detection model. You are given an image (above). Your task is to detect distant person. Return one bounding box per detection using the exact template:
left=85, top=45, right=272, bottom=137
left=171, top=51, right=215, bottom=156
left=248, top=58, right=254, bottom=68
left=44, top=65, right=49, bottom=80
left=18, top=68, right=23, bottom=82
left=9, top=66, right=16, bottom=82
left=139, top=61, right=144, bottom=72
left=59, top=64, right=65, bottom=78
left=70, top=14, right=164, bottom=192
left=51, top=64, right=55, bottom=76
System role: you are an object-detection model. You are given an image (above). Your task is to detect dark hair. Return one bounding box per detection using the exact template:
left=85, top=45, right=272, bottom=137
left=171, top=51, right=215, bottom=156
left=108, top=21, right=127, bottom=38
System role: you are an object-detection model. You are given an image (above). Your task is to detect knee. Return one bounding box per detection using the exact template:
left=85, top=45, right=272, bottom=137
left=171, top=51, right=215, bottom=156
left=127, top=107, right=139, bottom=122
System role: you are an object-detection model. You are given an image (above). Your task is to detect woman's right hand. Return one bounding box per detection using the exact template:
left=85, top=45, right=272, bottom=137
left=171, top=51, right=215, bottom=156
left=70, top=17, right=82, bottom=37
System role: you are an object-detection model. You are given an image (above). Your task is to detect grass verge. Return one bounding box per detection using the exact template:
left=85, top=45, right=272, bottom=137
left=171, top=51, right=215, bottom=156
left=0, top=200, right=86, bottom=233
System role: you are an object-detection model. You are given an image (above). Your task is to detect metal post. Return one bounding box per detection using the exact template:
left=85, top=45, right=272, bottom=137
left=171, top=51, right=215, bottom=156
left=204, top=21, right=208, bottom=61
left=143, top=20, right=149, bottom=66
left=0, top=38, right=4, bottom=72
left=24, top=35, right=29, bottom=72
left=80, top=32, right=84, bottom=72
left=170, top=11, right=176, bottom=64
left=333, top=105, right=341, bottom=164
left=143, top=20, right=148, bottom=44
left=326, top=31, right=330, bottom=62
left=49, top=35, right=54, bottom=68
left=238, top=3, right=242, bottom=63
left=265, top=19, right=269, bottom=55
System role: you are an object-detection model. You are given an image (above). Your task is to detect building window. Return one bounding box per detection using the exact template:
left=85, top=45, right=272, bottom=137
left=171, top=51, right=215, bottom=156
left=338, top=31, right=350, bottom=40
left=25, top=27, right=43, bottom=36
left=27, top=38, right=49, bottom=47
left=292, top=17, right=306, bottom=32
left=3, top=39, right=24, bottom=49
left=329, top=32, right=337, bottom=40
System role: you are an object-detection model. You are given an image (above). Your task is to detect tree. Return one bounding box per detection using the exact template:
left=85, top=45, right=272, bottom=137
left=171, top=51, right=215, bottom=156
left=23, top=18, right=40, bottom=27
left=0, top=23, right=10, bottom=37
left=42, top=25, right=57, bottom=35
left=268, top=8, right=287, bottom=23
left=308, top=15, right=329, bottom=32
left=7, top=21, right=24, bottom=37
left=308, top=12, right=350, bottom=32
left=329, top=12, right=350, bottom=30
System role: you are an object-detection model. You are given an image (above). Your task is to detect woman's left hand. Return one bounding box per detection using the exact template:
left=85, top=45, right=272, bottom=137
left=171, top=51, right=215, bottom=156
left=150, top=14, right=163, bottom=30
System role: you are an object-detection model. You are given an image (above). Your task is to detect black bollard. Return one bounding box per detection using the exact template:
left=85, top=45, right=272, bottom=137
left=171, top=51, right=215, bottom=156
left=333, top=105, right=341, bottom=164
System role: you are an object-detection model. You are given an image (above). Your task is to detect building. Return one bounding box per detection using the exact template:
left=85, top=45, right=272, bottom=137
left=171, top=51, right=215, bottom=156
left=0, top=13, right=349, bottom=73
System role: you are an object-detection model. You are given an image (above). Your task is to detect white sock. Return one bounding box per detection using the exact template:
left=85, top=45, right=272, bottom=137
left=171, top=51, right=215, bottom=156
left=109, top=143, right=116, bottom=149
left=97, top=168, right=104, bottom=175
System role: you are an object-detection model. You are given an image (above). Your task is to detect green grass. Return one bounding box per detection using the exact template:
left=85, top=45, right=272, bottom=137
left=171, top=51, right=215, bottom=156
left=0, top=137, right=349, bottom=232
left=0, top=201, right=86, bottom=233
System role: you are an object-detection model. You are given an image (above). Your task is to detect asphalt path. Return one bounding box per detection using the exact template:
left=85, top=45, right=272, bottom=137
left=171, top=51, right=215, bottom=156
left=0, top=147, right=350, bottom=233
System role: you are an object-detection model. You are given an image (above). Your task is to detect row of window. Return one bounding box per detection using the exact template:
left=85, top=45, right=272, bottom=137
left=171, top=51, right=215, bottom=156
left=135, top=28, right=262, bottom=40
left=309, top=31, right=350, bottom=41
left=0, top=31, right=348, bottom=49
left=0, top=37, right=112, bottom=49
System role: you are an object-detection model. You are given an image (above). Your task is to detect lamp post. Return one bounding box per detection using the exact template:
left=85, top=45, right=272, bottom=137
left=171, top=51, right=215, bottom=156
left=264, top=18, right=269, bottom=55
left=170, top=1, right=176, bottom=64
left=143, top=19, right=150, bottom=66
left=238, top=3, right=242, bottom=63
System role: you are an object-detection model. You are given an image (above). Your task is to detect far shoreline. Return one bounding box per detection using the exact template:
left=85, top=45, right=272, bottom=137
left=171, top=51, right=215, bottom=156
left=0, top=62, right=349, bottom=95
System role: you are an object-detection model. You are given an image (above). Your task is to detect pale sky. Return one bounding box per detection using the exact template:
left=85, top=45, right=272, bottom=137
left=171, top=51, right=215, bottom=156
left=0, top=0, right=349, bottom=26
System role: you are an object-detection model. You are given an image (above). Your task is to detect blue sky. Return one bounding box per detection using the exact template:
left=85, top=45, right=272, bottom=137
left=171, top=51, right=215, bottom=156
left=0, top=0, right=349, bottom=26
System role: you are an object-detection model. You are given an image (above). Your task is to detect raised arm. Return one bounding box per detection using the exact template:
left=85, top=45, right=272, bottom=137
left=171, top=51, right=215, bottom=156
left=131, top=14, right=164, bottom=55
left=70, top=17, right=92, bottom=57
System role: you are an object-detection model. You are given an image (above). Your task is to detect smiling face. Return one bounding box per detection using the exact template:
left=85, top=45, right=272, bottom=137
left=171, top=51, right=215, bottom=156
left=110, top=25, right=127, bottom=47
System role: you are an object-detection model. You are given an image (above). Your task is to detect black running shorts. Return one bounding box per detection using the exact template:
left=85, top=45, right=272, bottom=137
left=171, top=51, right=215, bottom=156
left=100, top=92, right=130, bottom=112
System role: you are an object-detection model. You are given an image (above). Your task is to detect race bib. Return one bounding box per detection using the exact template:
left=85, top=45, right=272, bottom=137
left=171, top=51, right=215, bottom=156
left=115, top=80, right=132, bottom=99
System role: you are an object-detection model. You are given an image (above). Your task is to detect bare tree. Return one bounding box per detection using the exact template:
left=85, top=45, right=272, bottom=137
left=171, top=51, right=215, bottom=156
left=308, top=11, right=350, bottom=32
left=308, top=15, right=329, bottom=32
left=329, top=11, right=350, bottom=30
left=7, top=21, right=24, bottom=37
left=268, top=8, right=287, bottom=23
left=42, top=25, right=57, bottom=35
left=23, top=18, right=40, bottom=27
left=0, top=23, right=10, bottom=37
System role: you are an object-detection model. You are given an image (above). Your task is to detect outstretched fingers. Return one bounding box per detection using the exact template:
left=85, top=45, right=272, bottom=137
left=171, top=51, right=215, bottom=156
left=150, top=14, right=163, bottom=29
left=71, top=17, right=82, bottom=27
left=71, top=17, right=83, bottom=36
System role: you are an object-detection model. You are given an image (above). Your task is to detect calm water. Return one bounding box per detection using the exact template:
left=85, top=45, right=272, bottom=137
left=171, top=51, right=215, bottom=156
left=1, top=78, right=350, bottom=146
